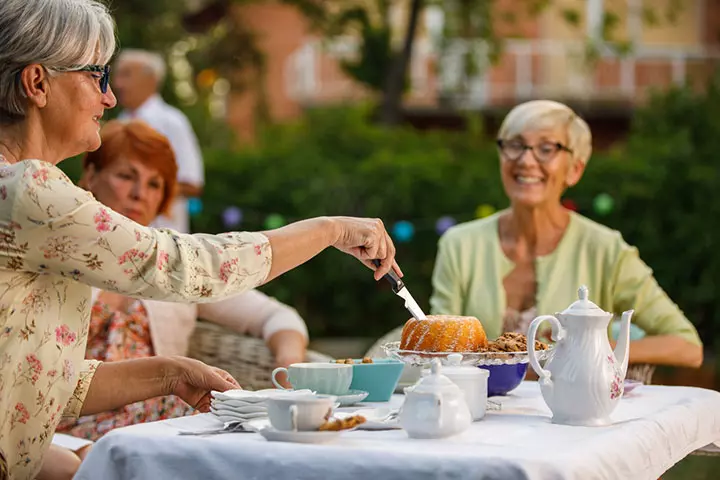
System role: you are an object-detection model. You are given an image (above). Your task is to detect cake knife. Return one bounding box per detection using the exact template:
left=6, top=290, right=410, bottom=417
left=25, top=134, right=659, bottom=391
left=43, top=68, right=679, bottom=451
left=372, top=259, right=427, bottom=320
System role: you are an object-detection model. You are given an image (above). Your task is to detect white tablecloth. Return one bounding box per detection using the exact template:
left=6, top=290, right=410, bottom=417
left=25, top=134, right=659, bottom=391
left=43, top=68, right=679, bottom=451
left=74, top=382, right=720, bottom=480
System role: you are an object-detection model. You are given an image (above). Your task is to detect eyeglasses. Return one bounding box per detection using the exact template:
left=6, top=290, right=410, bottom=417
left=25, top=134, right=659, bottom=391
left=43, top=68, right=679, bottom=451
left=496, top=138, right=573, bottom=164
left=15, top=64, right=111, bottom=94
left=66, top=65, right=111, bottom=94
left=45, top=64, right=111, bottom=94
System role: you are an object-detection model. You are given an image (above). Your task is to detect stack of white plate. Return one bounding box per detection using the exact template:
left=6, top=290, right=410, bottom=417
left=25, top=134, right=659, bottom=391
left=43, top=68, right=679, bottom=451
left=210, top=389, right=314, bottom=423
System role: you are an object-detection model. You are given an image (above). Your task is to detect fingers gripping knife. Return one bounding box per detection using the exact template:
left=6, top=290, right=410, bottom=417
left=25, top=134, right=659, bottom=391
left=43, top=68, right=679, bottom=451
left=371, top=260, right=427, bottom=320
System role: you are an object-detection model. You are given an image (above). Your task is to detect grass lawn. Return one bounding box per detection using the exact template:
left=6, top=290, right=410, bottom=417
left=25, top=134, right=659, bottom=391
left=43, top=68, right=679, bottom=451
left=664, top=455, right=718, bottom=479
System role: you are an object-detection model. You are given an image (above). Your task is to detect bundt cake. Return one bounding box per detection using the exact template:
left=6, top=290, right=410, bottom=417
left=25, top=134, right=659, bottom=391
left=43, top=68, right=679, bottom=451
left=400, top=315, right=488, bottom=352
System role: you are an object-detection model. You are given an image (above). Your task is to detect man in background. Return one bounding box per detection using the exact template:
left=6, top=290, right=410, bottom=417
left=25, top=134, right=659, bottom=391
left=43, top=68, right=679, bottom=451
left=113, top=49, right=204, bottom=233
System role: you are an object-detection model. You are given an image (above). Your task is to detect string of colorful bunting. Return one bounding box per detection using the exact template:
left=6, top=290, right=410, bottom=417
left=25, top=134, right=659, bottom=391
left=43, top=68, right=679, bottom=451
left=187, top=193, right=616, bottom=243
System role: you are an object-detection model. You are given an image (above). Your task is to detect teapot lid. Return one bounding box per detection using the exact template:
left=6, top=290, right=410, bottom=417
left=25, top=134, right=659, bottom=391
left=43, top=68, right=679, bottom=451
left=561, top=285, right=610, bottom=317
left=412, top=359, right=460, bottom=393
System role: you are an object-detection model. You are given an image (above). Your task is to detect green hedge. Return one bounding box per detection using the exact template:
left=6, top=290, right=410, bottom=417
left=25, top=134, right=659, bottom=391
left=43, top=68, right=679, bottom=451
left=192, top=105, right=504, bottom=339
left=610, top=80, right=720, bottom=350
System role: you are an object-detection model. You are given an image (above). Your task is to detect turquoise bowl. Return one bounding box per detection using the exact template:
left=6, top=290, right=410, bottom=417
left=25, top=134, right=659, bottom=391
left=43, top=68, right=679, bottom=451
left=348, top=358, right=405, bottom=402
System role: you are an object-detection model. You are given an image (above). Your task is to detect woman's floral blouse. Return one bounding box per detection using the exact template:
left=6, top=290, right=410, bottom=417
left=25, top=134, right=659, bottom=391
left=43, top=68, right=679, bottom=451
left=0, top=157, right=272, bottom=479
left=56, top=296, right=194, bottom=440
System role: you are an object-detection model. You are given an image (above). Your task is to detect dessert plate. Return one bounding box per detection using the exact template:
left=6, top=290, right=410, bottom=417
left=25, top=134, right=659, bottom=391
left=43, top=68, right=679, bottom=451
left=259, top=426, right=356, bottom=444
left=383, top=341, right=554, bottom=367
left=335, top=408, right=401, bottom=430
left=623, top=379, right=643, bottom=396
left=335, top=389, right=369, bottom=406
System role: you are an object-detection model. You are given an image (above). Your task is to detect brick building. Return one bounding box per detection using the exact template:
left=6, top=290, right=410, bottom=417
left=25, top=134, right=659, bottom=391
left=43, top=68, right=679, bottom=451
left=192, top=0, right=720, bottom=146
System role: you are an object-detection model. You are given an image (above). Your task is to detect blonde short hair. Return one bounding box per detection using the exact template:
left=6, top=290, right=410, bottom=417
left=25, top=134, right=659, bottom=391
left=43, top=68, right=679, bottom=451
left=498, top=100, right=593, bottom=165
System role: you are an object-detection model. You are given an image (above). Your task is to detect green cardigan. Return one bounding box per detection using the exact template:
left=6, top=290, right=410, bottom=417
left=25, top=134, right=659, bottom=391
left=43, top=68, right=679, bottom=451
left=427, top=211, right=701, bottom=345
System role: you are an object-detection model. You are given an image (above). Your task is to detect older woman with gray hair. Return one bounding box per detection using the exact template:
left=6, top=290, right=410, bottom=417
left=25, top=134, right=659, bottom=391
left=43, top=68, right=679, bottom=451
left=370, top=99, right=702, bottom=371
left=0, top=1, right=401, bottom=478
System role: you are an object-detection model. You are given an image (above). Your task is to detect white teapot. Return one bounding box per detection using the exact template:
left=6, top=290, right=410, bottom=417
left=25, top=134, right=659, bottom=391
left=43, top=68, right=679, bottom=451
left=399, top=359, right=472, bottom=438
left=527, top=285, right=634, bottom=427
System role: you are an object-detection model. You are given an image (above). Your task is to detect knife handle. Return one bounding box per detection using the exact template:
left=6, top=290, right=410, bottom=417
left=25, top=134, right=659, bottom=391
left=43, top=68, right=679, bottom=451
left=372, top=259, right=405, bottom=293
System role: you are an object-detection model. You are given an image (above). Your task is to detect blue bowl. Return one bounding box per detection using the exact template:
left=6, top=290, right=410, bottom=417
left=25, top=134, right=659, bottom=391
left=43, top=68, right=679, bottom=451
left=480, top=363, right=528, bottom=396
left=348, top=358, right=405, bottom=402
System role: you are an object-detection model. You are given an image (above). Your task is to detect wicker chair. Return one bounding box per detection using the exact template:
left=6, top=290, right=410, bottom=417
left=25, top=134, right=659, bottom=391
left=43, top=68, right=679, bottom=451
left=187, top=320, right=333, bottom=391
left=626, top=363, right=656, bottom=385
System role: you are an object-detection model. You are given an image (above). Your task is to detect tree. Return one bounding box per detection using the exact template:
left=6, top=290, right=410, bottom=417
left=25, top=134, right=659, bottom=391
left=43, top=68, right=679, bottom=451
left=325, top=2, right=393, bottom=93
left=103, top=0, right=189, bottom=52
left=101, top=0, right=319, bottom=140
left=323, top=0, right=685, bottom=125
left=380, top=0, right=423, bottom=125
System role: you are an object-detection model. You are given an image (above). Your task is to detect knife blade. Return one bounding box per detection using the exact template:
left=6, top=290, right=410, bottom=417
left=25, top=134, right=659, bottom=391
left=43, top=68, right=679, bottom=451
left=371, top=259, right=427, bottom=320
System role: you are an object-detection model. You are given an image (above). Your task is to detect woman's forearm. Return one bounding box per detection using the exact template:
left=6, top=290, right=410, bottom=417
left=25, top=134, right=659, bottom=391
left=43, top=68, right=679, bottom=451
left=626, top=335, right=703, bottom=368
left=267, top=330, right=308, bottom=367
left=262, top=217, right=338, bottom=283
left=79, top=357, right=176, bottom=416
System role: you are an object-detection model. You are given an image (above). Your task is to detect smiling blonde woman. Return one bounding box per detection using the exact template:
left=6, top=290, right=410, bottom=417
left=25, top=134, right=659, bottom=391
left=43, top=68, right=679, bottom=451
left=370, top=100, right=702, bottom=371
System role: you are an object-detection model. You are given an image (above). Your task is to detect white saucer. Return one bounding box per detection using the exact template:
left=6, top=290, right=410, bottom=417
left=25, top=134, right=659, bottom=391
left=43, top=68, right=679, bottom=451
left=335, top=408, right=401, bottom=430
left=258, top=426, right=353, bottom=444
left=336, top=389, right=369, bottom=406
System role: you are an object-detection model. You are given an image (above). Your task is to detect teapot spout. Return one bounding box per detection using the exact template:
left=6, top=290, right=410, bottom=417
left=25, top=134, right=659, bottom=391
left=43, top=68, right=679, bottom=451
left=613, top=310, right=634, bottom=377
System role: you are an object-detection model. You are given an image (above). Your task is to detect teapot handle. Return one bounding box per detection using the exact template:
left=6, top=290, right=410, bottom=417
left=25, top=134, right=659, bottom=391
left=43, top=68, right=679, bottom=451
left=528, top=315, right=563, bottom=383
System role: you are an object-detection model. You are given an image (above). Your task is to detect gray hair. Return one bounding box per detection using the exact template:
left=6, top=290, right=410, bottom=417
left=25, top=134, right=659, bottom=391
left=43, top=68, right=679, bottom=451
left=117, top=49, right=167, bottom=85
left=498, top=100, right=593, bottom=165
left=0, top=0, right=116, bottom=124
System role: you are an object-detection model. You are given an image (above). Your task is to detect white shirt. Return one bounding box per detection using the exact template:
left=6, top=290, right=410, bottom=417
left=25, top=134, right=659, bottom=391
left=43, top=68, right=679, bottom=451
left=119, top=94, right=204, bottom=233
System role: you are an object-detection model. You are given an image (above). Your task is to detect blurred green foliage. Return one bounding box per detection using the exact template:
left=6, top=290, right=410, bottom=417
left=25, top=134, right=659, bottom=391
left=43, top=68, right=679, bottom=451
left=191, top=105, right=497, bottom=338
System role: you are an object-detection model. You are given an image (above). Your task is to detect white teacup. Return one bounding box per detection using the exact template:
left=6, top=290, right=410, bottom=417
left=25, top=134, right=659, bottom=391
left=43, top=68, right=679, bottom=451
left=266, top=394, right=337, bottom=431
left=271, top=363, right=353, bottom=395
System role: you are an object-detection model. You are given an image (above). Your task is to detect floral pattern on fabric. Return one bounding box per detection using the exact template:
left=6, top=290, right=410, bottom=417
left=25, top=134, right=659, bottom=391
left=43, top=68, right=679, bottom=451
left=56, top=298, right=193, bottom=441
left=0, top=157, right=272, bottom=479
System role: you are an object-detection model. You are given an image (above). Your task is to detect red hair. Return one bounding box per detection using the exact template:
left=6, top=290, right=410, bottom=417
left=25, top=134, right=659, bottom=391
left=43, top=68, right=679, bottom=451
left=83, top=120, right=178, bottom=215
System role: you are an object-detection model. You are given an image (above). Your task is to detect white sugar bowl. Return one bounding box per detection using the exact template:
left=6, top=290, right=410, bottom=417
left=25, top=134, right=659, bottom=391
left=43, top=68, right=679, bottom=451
left=399, top=359, right=472, bottom=439
left=442, top=353, right=489, bottom=421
